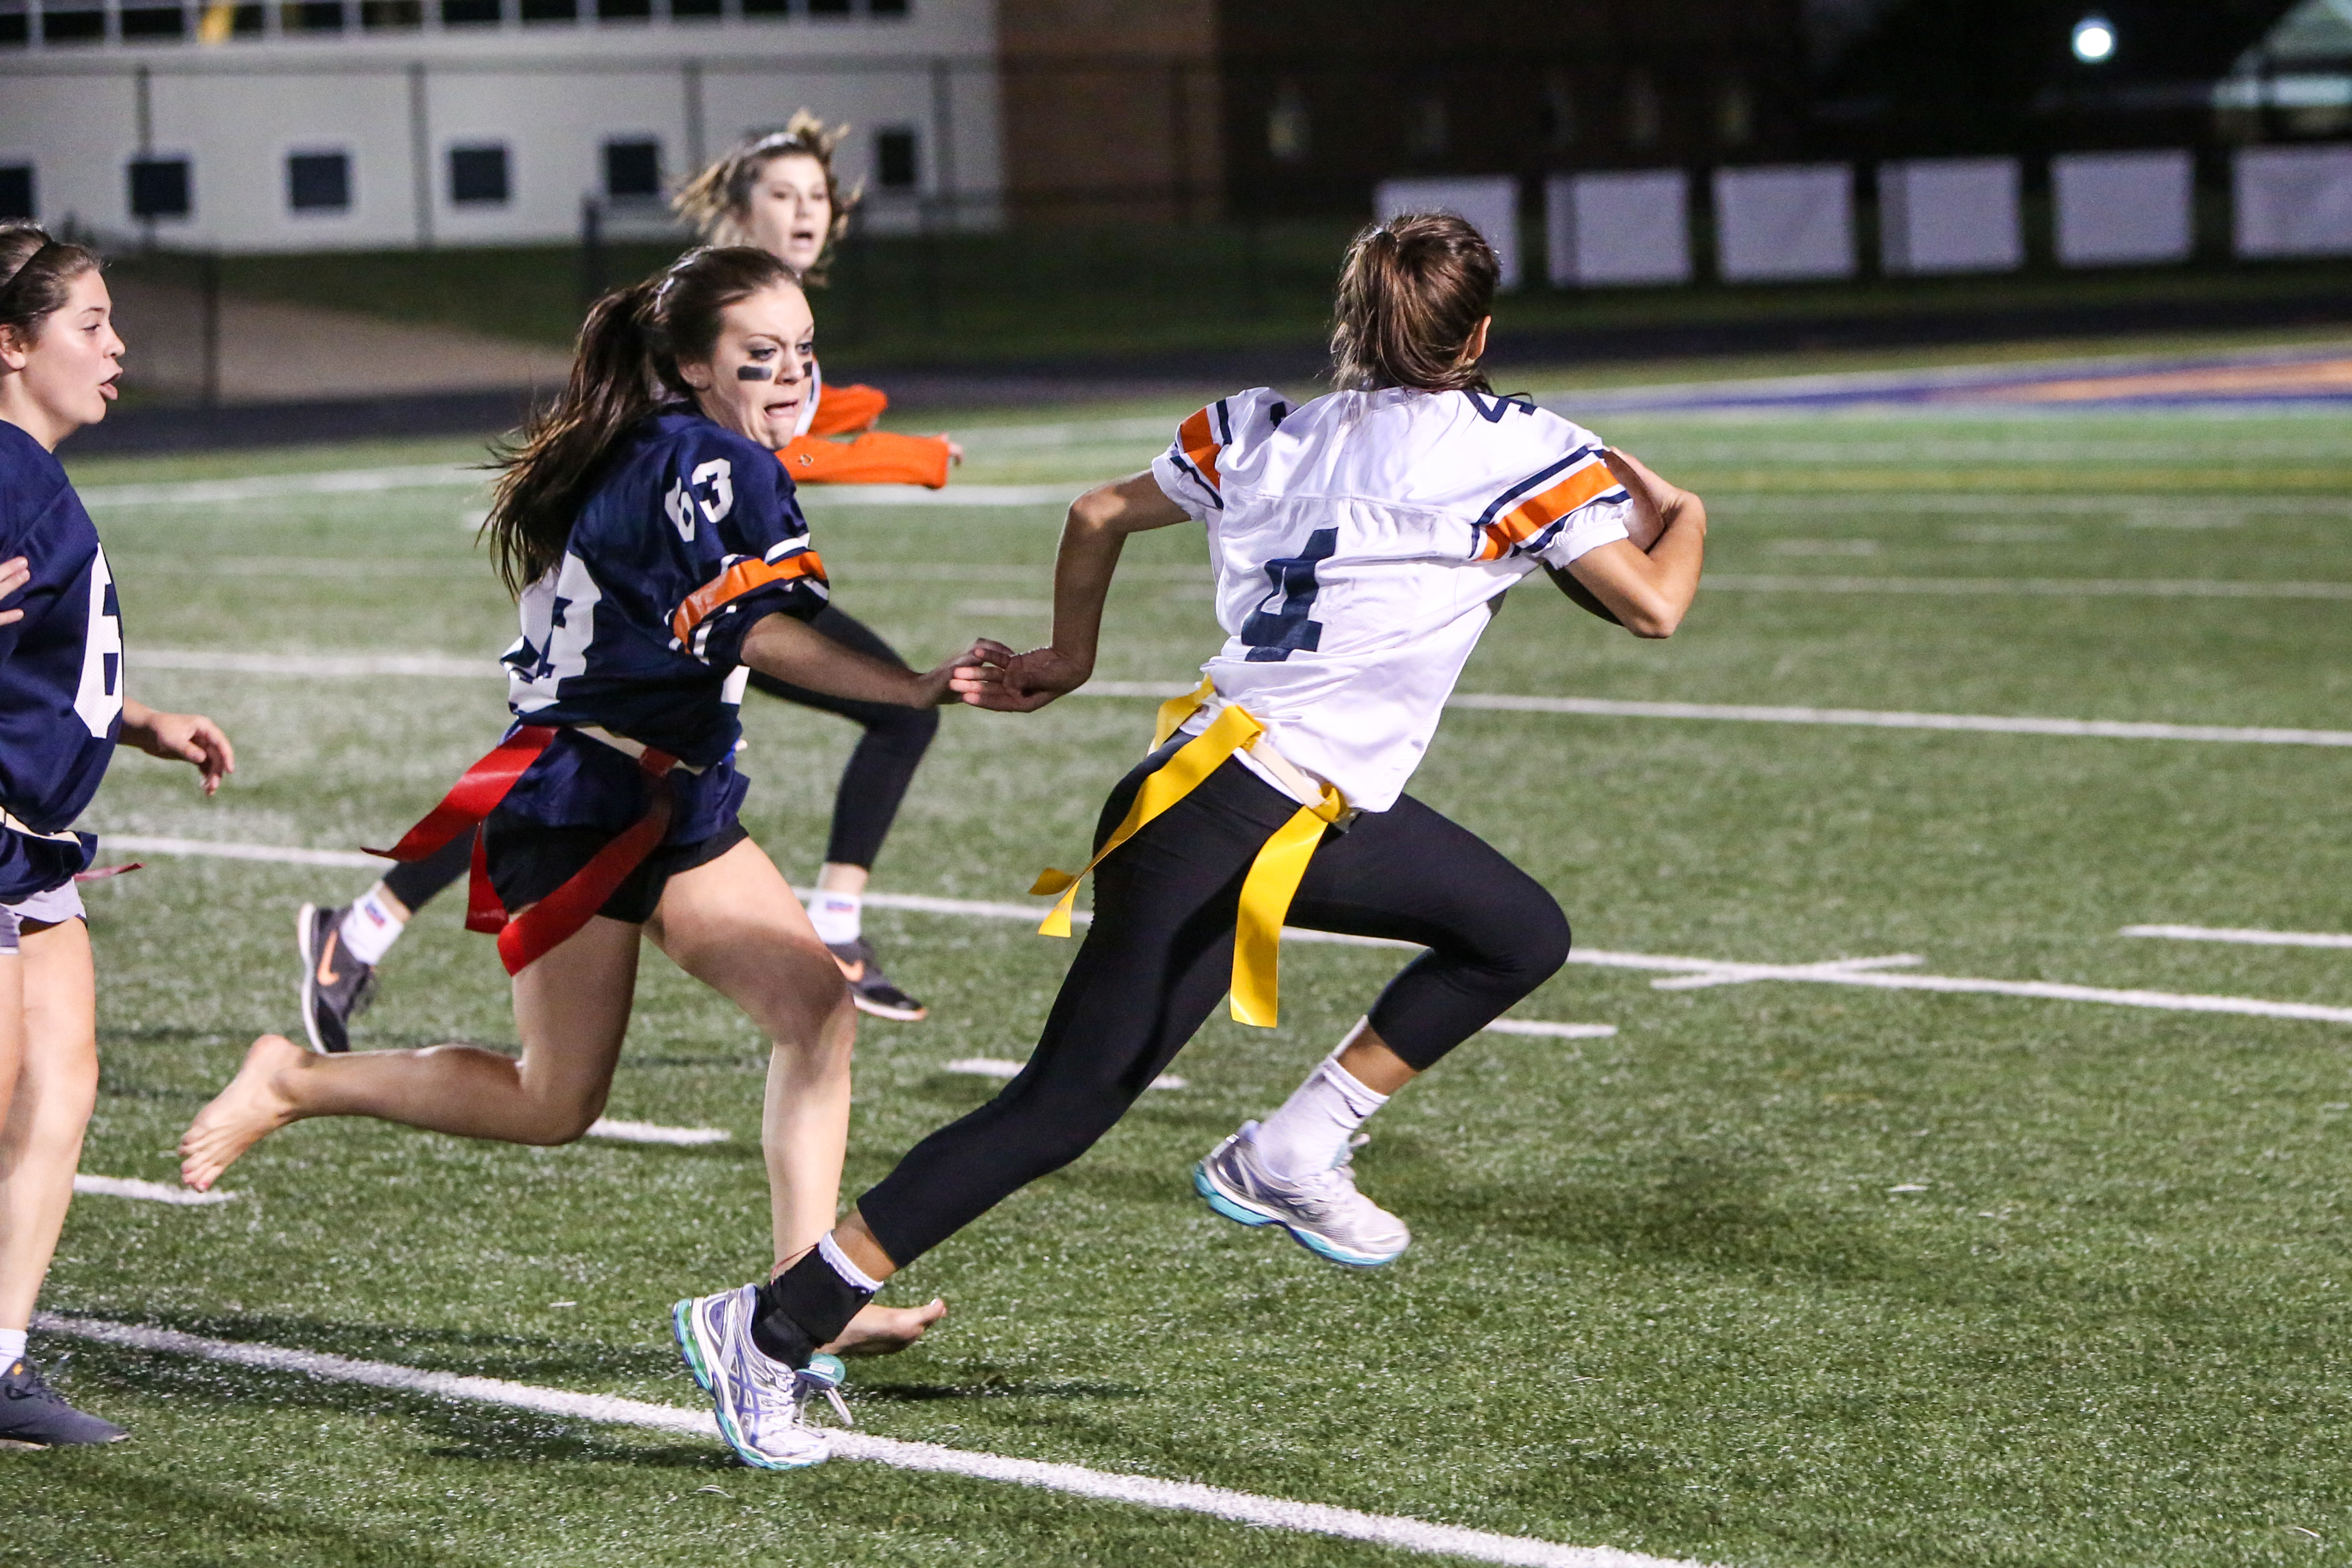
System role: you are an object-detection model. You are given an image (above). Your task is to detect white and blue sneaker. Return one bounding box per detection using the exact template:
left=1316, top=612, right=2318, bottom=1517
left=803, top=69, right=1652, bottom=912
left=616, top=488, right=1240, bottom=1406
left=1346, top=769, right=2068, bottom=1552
left=1193, top=1120, right=1411, bottom=1268
left=672, top=1285, right=852, bottom=1471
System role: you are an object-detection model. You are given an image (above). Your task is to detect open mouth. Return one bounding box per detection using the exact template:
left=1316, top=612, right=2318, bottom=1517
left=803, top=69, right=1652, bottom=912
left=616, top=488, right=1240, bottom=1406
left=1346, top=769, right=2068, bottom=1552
left=98, top=373, right=120, bottom=401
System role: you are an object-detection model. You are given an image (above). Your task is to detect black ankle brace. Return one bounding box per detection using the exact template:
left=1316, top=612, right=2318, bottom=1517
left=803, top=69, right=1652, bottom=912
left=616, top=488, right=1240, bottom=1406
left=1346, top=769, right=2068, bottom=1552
left=751, top=1249, right=874, bottom=1368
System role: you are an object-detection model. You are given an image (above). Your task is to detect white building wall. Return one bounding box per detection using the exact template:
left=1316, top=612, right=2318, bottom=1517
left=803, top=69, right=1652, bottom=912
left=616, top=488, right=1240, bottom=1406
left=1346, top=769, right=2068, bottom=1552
left=0, top=5, right=1000, bottom=251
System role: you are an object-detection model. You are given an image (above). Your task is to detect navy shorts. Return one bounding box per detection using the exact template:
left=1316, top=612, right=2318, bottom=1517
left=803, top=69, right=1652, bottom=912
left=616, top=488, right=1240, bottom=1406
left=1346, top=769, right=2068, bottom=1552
left=481, top=807, right=749, bottom=926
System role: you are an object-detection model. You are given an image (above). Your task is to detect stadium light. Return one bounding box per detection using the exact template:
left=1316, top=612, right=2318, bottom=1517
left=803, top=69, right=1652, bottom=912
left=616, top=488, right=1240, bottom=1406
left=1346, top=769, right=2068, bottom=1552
left=2070, top=12, right=2116, bottom=63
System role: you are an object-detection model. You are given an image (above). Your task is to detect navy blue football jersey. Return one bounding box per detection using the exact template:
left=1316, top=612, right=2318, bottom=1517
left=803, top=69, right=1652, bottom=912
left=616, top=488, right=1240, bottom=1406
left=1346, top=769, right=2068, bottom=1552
left=0, top=422, right=120, bottom=897
left=499, top=408, right=830, bottom=843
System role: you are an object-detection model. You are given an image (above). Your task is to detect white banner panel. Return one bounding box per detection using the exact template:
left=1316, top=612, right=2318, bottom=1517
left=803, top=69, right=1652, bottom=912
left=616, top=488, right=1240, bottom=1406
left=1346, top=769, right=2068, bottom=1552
left=1545, top=170, right=1691, bottom=286
left=2235, top=144, right=2352, bottom=258
left=1713, top=164, right=1854, bottom=282
left=1879, top=157, right=2022, bottom=275
left=1374, top=175, right=1521, bottom=289
left=2053, top=149, right=2193, bottom=267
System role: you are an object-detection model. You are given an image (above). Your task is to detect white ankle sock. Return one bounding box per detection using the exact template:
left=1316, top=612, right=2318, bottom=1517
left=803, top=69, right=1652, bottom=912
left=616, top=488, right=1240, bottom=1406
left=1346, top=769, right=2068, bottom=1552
left=0, top=1327, right=27, bottom=1364
left=338, top=886, right=406, bottom=967
left=808, top=890, right=862, bottom=948
left=1253, top=1049, right=1388, bottom=1181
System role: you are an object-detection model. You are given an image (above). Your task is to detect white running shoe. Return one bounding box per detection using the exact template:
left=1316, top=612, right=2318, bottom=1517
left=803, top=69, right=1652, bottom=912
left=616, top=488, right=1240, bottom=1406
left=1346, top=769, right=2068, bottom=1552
left=1193, top=1120, right=1411, bottom=1267
left=672, top=1285, right=852, bottom=1470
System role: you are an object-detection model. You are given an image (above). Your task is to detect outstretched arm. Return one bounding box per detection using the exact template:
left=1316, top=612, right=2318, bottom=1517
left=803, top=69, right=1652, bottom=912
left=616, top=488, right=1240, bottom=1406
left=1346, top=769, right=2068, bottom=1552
left=121, top=698, right=235, bottom=796
left=740, top=613, right=1007, bottom=709
left=951, top=471, right=1190, bottom=712
left=1551, top=448, right=1706, bottom=638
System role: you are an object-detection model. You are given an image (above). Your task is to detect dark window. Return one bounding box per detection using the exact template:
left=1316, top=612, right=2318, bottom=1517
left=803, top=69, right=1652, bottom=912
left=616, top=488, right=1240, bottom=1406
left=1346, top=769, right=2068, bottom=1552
left=870, top=0, right=907, bottom=14
left=669, top=0, right=720, bottom=16
left=361, top=0, right=422, bottom=26
left=595, top=0, right=649, bottom=20
left=519, top=0, right=574, bottom=19
left=0, top=165, right=31, bottom=220
left=128, top=157, right=192, bottom=220
left=603, top=139, right=660, bottom=199
left=440, top=0, right=499, bottom=23
left=119, top=2, right=185, bottom=36
left=285, top=0, right=342, bottom=27
left=0, top=2, right=27, bottom=45
left=875, top=127, right=918, bottom=190
left=808, top=0, right=851, bottom=14
left=288, top=151, right=351, bottom=212
left=741, top=0, right=788, bottom=16
left=39, top=1, right=104, bottom=43
left=448, top=144, right=510, bottom=205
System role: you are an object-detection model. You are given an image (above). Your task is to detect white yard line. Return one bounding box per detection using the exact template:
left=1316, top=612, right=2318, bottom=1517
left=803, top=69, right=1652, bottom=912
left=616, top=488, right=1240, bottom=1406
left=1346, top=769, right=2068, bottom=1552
left=72, top=1174, right=235, bottom=1206
left=128, top=651, right=2352, bottom=747
left=1480, top=1020, right=1618, bottom=1039
left=33, top=1313, right=1701, bottom=1568
left=1704, top=574, right=2352, bottom=600
left=1443, top=693, right=2352, bottom=748
left=582, top=1119, right=730, bottom=1146
left=81, top=838, right=2352, bottom=1028
left=945, top=1057, right=1188, bottom=1091
left=79, top=465, right=482, bottom=507
left=2122, top=924, right=2352, bottom=950
left=1647, top=955, right=1923, bottom=992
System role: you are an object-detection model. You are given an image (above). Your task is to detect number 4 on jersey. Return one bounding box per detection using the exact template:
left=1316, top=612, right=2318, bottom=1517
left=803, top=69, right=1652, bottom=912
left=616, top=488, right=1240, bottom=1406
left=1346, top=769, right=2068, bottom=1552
left=1240, top=528, right=1336, bottom=663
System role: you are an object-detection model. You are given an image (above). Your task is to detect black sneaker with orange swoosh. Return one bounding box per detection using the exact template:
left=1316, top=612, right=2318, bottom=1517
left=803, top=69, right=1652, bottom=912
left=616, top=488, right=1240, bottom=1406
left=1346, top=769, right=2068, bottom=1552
left=296, top=903, right=377, bottom=1055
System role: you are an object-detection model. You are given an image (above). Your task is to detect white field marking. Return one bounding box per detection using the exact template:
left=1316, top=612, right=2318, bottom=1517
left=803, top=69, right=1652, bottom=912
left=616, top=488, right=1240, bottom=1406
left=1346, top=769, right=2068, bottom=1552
left=801, top=483, right=1079, bottom=508
left=78, top=464, right=481, bottom=508
left=1440, top=693, right=2352, bottom=748
left=1479, top=1020, right=1618, bottom=1039
left=950, top=415, right=1183, bottom=452
left=73, top=1174, right=235, bottom=1206
left=2122, top=924, right=2352, bottom=950
left=90, top=841, right=2352, bottom=1027
left=582, top=1119, right=730, bottom=1146
left=944, top=1057, right=1187, bottom=1091
left=1647, top=955, right=1923, bottom=991
left=33, top=1315, right=1695, bottom=1568
left=126, top=653, right=2352, bottom=748
left=139, top=648, right=496, bottom=679
left=955, top=599, right=1055, bottom=617
left=96, top=833, right=380, bottom=869
left=1703, top=574, right=2352, bottom=600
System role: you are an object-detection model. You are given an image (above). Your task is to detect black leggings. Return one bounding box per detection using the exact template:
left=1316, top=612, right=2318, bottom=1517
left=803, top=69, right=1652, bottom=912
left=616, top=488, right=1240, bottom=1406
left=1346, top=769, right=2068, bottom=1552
left=376, top=605, right=937, bottom=915
left=859, top=744, right=1572, bottom=1267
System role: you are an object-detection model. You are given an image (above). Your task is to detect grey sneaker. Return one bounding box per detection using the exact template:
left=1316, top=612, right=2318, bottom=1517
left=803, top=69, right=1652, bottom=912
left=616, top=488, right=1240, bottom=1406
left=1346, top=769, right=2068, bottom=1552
left=296, top=903, right=376, bottom=1055
left=826, top=938, right=928, bottom=1022
left=1193, top=1120, right=1410, bottom=1267
left=0, top=1357, right=127, bottom=1447
left=672, top=1285, right=849, bottom=1470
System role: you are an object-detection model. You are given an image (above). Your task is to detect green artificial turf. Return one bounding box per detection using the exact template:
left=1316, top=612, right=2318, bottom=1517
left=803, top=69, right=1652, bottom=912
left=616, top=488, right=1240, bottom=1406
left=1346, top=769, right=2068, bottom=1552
left=8, top=377, right=2352, bottom=1565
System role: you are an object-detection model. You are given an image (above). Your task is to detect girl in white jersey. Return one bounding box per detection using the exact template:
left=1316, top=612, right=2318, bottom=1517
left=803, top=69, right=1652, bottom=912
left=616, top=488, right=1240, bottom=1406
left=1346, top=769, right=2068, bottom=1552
left=669, top=214, right=1706, bottom=1467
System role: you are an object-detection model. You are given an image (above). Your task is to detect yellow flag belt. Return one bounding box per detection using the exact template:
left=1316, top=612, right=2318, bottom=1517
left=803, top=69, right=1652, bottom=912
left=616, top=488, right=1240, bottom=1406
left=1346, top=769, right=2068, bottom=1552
left=1030, top=679, right=1347, bottom=1028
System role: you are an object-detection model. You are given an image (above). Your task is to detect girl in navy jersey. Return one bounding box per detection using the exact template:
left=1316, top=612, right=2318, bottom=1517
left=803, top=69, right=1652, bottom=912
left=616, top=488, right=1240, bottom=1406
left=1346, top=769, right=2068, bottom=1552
left=0, top=223, right=237, bottom=1446
left=671, top=214, right=1708, bottom=1469
left=295, top=115, right=956, bottom=1049
left=181, top=247, right=989, bottom=1386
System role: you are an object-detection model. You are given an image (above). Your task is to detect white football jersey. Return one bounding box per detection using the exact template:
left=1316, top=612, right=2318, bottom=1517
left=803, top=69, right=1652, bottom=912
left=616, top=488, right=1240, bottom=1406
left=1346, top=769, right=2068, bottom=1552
left=1149, top=385, right=1632, bottom=814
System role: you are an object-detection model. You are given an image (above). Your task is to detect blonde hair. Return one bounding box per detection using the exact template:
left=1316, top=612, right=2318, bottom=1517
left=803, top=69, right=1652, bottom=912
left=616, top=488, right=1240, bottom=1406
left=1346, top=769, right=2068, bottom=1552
left=671, top=111, right=860, bottom=285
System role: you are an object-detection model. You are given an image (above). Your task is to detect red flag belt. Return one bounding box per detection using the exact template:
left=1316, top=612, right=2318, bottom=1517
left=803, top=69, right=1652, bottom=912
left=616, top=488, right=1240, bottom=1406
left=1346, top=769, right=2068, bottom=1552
left=367, top=725, right=681, bottom=976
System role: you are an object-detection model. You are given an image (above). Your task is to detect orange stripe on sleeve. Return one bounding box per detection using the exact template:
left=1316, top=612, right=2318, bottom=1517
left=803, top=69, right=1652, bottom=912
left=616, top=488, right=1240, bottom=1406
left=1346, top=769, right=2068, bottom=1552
left=1475, top=461, right=1621, bottom=561
left=1178, top=407, right=1222, bottom=490
left=670, top=551, right=829, bottom=646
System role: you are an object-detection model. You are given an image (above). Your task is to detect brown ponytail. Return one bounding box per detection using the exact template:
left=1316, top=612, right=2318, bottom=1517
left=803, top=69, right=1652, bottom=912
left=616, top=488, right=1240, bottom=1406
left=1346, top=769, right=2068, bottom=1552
left=0, top=221, right=103, bottom=346
left=483, top=245, right=800, bottom=596
left=670, top=111, right=859, bottom=285
left=1328, top=214, right=1497, bottom=394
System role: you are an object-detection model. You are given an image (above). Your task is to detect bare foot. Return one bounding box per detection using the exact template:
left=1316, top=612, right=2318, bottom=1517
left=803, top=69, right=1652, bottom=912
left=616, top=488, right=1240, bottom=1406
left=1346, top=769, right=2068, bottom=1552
left=180, top=1033, right=307, bottom=1190
left=822, top=1297, right=947, bottom=1358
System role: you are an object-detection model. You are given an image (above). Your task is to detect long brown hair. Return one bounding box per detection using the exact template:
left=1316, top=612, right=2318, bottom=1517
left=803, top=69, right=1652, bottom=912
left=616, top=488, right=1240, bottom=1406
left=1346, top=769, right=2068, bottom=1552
left=670, top=112, right=859, bottom=285
left=0, top=222, right=103, bottom=346
left=483, top=245, right=800, bottom=596
left=1328, top=214, right=1497, bottom=394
